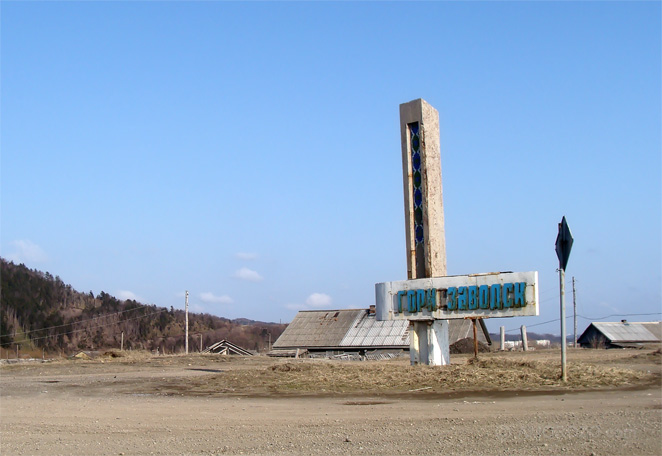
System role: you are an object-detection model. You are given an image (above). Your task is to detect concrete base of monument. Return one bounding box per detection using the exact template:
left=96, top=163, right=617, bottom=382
left=409, top=320, right=450, bottom=365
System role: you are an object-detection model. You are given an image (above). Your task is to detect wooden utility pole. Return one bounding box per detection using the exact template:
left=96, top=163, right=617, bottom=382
left=199, top=334, right=202, bottom=353
left=185, top=291, right=189, bottom=355
left=472, top=319, right=478, bottom=359
left=573, top=277, right=577, bottom=348
left=121, top=331, right=124, bottom=351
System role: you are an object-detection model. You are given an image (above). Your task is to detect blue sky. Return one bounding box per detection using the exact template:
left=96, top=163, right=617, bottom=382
left=2, top=1, right=660, bottom=337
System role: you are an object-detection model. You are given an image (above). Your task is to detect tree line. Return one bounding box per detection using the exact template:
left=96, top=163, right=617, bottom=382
left=0, top=259, right=286, bottom=354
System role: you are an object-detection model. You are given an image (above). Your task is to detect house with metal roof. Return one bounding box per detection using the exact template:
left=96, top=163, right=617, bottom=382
left=271, top=308, right=491, bottom=358
left=577, top=321, right=661, bottom=349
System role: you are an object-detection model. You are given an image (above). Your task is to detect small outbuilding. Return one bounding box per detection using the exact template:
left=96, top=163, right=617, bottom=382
left=577, top=321, right=661, bottom=349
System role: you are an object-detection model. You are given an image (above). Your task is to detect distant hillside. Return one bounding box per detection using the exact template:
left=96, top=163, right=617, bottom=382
left=0, top=258, right=286, bottom=354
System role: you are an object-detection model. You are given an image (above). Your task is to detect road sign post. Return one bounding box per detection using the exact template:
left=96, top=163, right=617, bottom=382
left=555, top=216, right=573, bottom=382
left=559, top=267, right=567, bottom=381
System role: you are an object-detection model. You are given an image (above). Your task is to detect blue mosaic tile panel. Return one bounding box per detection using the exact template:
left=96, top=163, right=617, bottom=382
left=409, top=123, right=424, bottom=246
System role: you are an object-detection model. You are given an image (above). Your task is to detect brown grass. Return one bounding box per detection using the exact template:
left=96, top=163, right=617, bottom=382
left=5, top=348, right=657, bottom=398
left=136, top=350, right=660, bottom=397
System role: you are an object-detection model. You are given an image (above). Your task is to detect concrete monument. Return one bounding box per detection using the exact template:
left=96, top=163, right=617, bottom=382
left=376, top=99, right=540, bottom=366
left=399, top=99, right=450, bottom=365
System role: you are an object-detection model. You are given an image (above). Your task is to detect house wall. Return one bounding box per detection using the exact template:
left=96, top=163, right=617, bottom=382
left=578, top=326, right=609, bottom=348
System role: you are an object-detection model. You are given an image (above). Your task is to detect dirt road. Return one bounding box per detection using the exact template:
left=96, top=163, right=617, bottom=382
left=1, top=350, right=660, bottom=455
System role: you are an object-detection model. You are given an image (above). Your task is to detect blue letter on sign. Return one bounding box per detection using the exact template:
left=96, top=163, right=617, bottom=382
left=397, top=291, right=407, bottom=313
left=479, top=285, right=489, bottom=309
left=490, top=284, right=501, bottom=310
left=416, top=289, right=426, bottom=312
left=407, top=290, right=416, bottom=312
left=458, top=287, right=468, bottom=310
left=468, top=286, right=478, bottom=310
left=447, top=287, right=457, bottom=310
left=427, top=288, right=437, bottom=311
left=514, top=282, right=526, bottom=307
left=503, top=283, right=514, bottom=308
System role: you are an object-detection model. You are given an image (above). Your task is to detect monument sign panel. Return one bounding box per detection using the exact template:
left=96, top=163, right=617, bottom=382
left=375, top=271, right=539, bottom=321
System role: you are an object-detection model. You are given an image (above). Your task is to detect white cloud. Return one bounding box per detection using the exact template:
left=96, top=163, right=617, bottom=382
left=117, top=290, right=142, bottom=302
left=199, top=292, right=234, bottom=304
left=286, top=293, right=333, bottom=311
left=233, top=267, right=263, bottom=282
left=235, top=252, right=258, bottom=260
left=306, top=293, right=332, bottom=308
left=6, top=240, right=48, bottom=264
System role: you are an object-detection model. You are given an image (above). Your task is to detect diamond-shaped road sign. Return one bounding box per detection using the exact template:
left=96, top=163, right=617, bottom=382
left=555, top=216, right=573, bottom=271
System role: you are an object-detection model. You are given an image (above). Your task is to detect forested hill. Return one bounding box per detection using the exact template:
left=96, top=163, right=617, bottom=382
left=0, top=259, right=286, bottom=354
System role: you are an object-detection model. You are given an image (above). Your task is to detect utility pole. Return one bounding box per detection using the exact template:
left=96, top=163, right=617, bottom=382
left=199, top=333, right=202, bottom=353
left=573, top=277, right=577, bottom=348
left=121, top=331, right=124, bottom=351
left=185, top=291, right=189, bottom=355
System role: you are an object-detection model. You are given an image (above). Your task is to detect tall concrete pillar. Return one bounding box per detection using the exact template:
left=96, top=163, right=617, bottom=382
left=400, top=99, right=449, bottom=366
left=400, top=99, right=446, bottom=279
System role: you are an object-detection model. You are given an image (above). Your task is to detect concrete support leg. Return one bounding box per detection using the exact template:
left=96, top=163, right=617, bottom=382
left=409, top=322, right=420, bottom=365
left=409, top=320, right=450, bottom=366
left=415, top=322, right=430, bottom=364
left=427, top=320, right=450, bottom=366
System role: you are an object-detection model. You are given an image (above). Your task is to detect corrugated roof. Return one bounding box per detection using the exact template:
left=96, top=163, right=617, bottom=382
left=339, top=312, right=409, bottom=348
left=272, top=310, right=365, bottom=348
left=640, top=322, right=662, bottom=340
left=591, top=322, right=661, bottom=343
left=274, top=309, right=491, bottom=350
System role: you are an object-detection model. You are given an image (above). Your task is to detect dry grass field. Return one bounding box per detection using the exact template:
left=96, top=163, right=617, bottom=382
left=1, top=348, right=660, bottom=455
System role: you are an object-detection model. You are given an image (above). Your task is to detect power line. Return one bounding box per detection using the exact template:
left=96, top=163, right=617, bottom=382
left=23, top=308, right=169, bottom=342
left=503, top=311, right=661, bottom=333
left=0, top=304, right=162, bottom=338
left=504, top=317, right=564, bottom=333
left=577, top=312, right=661, bottom=321
left=6, top=307, right=230, bottom=347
